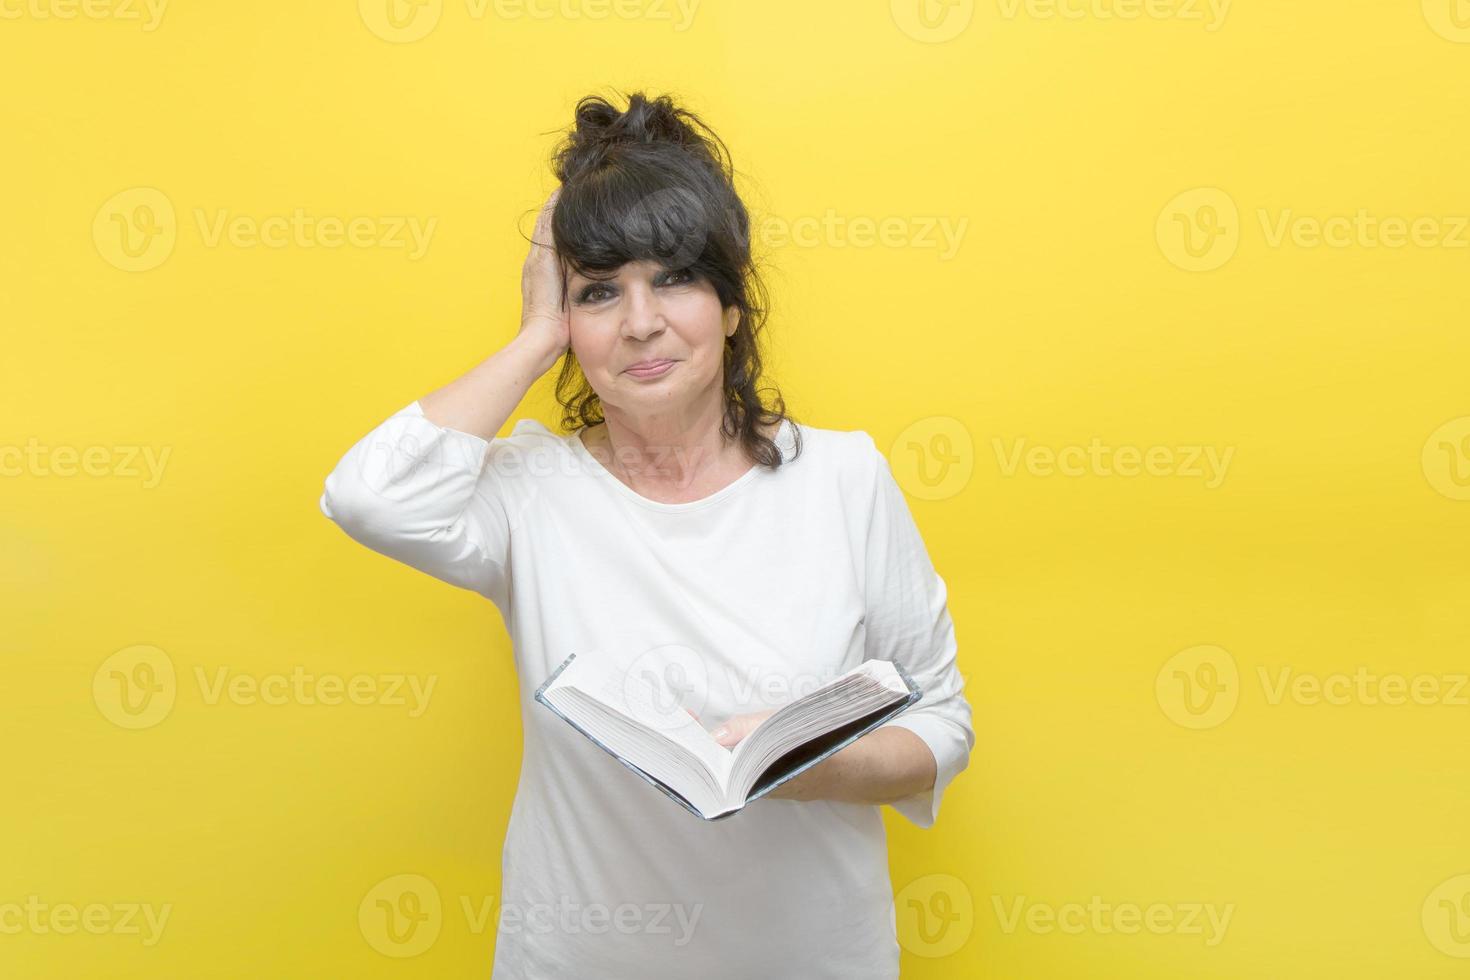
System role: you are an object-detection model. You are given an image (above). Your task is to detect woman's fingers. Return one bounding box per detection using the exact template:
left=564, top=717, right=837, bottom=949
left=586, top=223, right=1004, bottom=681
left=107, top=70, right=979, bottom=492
left=711, top=709, right=778, bottom=748
left=518, top=186, right=571, bottom=350
left=684, top=707, right=780, bottom=748
left=532, top=187, right=560, bottom=244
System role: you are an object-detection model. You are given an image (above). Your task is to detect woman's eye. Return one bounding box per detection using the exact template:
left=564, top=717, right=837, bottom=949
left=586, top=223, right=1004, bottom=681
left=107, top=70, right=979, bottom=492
left=577, top=270, right=692, bottom=304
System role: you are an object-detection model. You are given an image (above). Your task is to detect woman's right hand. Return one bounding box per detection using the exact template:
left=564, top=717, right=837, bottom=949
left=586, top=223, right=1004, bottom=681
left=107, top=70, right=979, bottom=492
left=517, top=187, right=571, bottom=364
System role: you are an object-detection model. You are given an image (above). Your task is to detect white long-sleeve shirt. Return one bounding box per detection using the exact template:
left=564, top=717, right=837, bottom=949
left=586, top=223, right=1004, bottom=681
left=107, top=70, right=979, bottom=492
left=319, top=398, right=974, bottom=979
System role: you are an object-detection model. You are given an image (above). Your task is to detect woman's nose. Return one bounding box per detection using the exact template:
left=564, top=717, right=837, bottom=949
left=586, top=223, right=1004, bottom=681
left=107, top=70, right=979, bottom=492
left=620, top=285, right=665, bottom=340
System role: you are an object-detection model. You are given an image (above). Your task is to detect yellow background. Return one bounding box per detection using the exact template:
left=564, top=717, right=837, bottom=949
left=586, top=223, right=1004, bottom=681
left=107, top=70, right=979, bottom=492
left=4, top=0, right=1469, bottom=976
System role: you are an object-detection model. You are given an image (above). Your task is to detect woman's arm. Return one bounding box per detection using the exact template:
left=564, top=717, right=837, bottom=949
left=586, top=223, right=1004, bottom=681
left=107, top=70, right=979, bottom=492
left=764, top=726, right=936, bottom=804
left=417, top=331, right=564, bottom=441
left=699, top=706, right=938, bottom=805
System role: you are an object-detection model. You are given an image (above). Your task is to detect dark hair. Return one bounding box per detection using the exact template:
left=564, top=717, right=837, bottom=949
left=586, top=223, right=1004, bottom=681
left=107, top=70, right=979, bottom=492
left=544, top=89, right=799, bottom=469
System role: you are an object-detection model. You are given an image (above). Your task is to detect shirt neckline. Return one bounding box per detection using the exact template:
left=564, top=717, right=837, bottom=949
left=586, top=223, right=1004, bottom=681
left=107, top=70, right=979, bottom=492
left=570, top=419, right=793, bottom=513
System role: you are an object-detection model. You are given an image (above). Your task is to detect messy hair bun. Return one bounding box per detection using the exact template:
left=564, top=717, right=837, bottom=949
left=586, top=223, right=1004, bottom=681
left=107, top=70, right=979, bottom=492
left=553, top=92, right=708, bottom=180
left=545, top=90, right=798, bottom=470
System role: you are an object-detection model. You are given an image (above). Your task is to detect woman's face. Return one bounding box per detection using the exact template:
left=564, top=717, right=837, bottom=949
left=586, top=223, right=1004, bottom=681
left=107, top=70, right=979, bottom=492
left=568, top=259, right=738, bottom=422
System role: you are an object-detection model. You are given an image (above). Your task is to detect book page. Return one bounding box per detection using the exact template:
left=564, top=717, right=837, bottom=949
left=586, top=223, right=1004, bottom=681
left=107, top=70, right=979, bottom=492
left=730, top=660, right=907, bottom=763
left=549, top=654, right=733, bottom=784
left=726, top=660, right=914, bottom=801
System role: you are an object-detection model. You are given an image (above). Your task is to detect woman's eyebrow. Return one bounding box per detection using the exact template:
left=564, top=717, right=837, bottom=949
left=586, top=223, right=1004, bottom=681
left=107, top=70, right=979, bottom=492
left=570, top=264, right=677, bottom=287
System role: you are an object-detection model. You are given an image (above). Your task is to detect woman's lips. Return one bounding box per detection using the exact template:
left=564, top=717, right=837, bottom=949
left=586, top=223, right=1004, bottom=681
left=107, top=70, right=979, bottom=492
left=624, top=359, right=676, bottom=378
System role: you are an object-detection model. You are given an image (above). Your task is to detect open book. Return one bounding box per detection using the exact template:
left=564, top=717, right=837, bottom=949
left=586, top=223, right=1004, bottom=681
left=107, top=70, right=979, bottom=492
left=534, top=652, right=922, bottom=820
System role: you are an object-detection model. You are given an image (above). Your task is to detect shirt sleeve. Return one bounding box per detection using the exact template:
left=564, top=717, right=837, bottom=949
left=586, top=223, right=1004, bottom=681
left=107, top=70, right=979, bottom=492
left=857, top=432, right=974, bottom=829
left=319, top=398, right=513, bottom=610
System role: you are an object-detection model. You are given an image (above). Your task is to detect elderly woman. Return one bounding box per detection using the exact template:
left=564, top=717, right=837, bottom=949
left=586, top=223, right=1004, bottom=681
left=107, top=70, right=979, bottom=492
left=320, top=90, right=973, bottom=979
